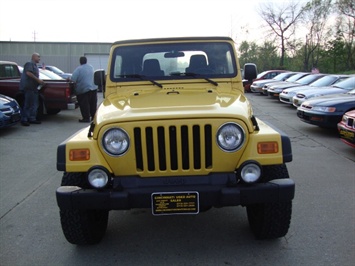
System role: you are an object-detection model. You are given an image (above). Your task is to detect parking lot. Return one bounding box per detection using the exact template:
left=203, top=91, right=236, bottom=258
left=0, top=92, right=354, bottom=266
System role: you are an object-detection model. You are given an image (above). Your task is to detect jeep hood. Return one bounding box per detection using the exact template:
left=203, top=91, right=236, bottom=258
left=96, top=88, right=252, bottom=127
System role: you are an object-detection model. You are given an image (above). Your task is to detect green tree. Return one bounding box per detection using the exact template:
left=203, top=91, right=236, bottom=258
left=238, top=41, right=259, bottom=67
left=256, top=41, right=281, bottom=71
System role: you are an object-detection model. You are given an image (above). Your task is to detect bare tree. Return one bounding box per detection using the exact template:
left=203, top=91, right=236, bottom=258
left=302, top=0, right=333, bottom=71
left=258, top=1, right=305, bottom=66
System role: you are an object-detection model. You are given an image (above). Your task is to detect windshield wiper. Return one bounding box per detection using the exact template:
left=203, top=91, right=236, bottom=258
left=171, top=72, right=218, bottom=86
left=118, top=74, right=163, bottom=88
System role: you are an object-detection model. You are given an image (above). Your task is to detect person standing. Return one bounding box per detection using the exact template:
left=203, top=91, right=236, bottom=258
left=71, top=56, right=97, bottom=122
left=20, top=53, right=45, bottom=126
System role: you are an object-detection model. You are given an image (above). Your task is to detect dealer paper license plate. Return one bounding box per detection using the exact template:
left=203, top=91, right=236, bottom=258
left=151, top=191, right=199, bottom=215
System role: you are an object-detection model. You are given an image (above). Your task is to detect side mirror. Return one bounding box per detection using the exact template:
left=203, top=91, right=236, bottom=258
left=243, top=63, right=257, bottom=81
left=94, top=70, right=105, bottom=86
left=94, top=70, right=106, bottom=95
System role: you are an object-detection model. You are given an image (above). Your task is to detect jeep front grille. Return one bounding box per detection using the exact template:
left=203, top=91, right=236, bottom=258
left=133, top=125, right=212, bottom=172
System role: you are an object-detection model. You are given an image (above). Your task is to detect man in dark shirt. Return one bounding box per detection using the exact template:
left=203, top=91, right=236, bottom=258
left=20, top=53, right=44, bottom=126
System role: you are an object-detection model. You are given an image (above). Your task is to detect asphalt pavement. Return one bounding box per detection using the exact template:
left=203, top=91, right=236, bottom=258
left=0, top=92, right=354, bottom=266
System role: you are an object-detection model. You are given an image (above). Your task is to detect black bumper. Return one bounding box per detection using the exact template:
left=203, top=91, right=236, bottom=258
left=297, top=110, right=341, bottom=128
left=56, top=178, right=295, bottom=211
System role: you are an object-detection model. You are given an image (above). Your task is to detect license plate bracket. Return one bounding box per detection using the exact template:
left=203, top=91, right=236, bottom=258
left=151, top=191, right=199, bottom=216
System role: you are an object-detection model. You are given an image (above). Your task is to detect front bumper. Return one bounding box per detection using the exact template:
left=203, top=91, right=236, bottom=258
left=250, top=85, right=261, bottom=93
left=56, top=174, right=295, bottom=211
left=297, top=109, right=342, bottom=128
left=337, top=124, right=355, bottom=147
left=268, top=90, right=281, bottom=98
left=279, top=94, right=293, bottom=104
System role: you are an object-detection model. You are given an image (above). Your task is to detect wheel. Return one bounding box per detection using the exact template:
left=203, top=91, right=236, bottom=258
left=59, top=172, right=109, bottom=245
left=246, top=164, right=292, bottom=239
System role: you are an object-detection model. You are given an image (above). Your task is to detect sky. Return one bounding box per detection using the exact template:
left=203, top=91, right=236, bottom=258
left=0, top=0, right=309, bottom=45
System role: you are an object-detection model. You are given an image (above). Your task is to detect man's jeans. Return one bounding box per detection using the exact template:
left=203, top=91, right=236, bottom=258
left=22, top=90, right=39, bottom=122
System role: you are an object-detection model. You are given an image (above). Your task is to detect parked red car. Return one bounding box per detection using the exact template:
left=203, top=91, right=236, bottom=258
left=337, top=110, right=355, bottom=148
left=244, top=70, right=287, bottom=92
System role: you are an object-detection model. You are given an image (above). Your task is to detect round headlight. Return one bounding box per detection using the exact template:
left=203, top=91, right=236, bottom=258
left=88, top=168, right=109, bottom=188
left=102, top=128, right=130, bottom=156
left=240, top=162, right=261, bottom=183
left=217, top=123, right=245, bottom=152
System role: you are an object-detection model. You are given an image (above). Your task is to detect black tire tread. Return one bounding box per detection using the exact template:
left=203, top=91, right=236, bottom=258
left=59, top=172, right=109, bottom=245
left=246, top=164, right=293, bottom=240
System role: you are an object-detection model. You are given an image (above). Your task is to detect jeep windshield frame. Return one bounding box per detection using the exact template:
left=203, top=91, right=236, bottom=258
left=110, top=41, right=237, bottom=83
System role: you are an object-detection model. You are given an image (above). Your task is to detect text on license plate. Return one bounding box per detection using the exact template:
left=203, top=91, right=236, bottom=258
left=151, top=191, right=199, bottom=216
left=339, top=129, right=355, bottom=141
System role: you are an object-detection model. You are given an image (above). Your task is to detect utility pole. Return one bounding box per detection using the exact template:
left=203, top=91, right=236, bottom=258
left=32, top=30, right=37, bottom=42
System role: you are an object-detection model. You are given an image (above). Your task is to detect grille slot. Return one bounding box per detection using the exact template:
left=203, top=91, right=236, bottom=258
left=134, top=124, right=212, bottom=172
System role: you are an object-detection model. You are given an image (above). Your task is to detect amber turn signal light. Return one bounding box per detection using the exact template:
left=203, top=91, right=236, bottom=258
left=69, top=149, right=90, bottom=161
left=257, top=142, right=278, bottom=154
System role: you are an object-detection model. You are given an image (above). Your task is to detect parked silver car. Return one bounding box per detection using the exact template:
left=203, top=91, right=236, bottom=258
left=293, top=76, right=355, bottom=107
left=279, top=74, right=349, bottom=104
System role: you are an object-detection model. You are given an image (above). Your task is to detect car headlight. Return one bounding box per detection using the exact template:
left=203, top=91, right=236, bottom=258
left=102, top=128, right=130, bottom=156
left=312, top=106, right=336, bottom=112
left=216, top=122, right=245, bottom=152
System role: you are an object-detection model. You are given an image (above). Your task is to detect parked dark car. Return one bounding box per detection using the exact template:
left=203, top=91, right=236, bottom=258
left=0, top=94, right=21, bottom=128
left=297, top=88, right=355, bottom=128
left=38, top=65, right=72, bottom=79
left=337, top=110, right=355, bottom=148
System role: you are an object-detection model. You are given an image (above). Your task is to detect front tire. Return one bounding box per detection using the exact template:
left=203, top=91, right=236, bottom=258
left=246, top=165, right=292, bottom=239
left=59, top=172, right=109, bottom=245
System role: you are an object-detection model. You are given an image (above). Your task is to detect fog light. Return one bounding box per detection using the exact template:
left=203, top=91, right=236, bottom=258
left=240, top=162, right=261, bottom=183
left=88, top=167, right=109, bottom=188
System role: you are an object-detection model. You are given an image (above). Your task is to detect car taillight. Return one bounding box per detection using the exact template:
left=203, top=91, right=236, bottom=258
left=65, top=87, right=70, bottom=99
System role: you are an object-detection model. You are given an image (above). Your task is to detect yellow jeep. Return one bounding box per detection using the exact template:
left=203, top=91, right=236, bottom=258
left=56, top=37, right=295, bottom=245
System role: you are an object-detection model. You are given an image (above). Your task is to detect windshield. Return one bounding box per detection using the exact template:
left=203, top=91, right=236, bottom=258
left=256, top=71, right=269, bottom=78
left=286, top=73, right=309, bottom=82
left=273, top=72, right=294, bottom=81
left=310, top=75, right=339, bottom=87
left=332, top=76, right=355, bottom=90
left=296, top=74, right=323, bottom=85
left=110, top=41, right=237, bottom=82
left=40, top=69, right=64, bottom=80
left=48, top=66, right=64, bottom=74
